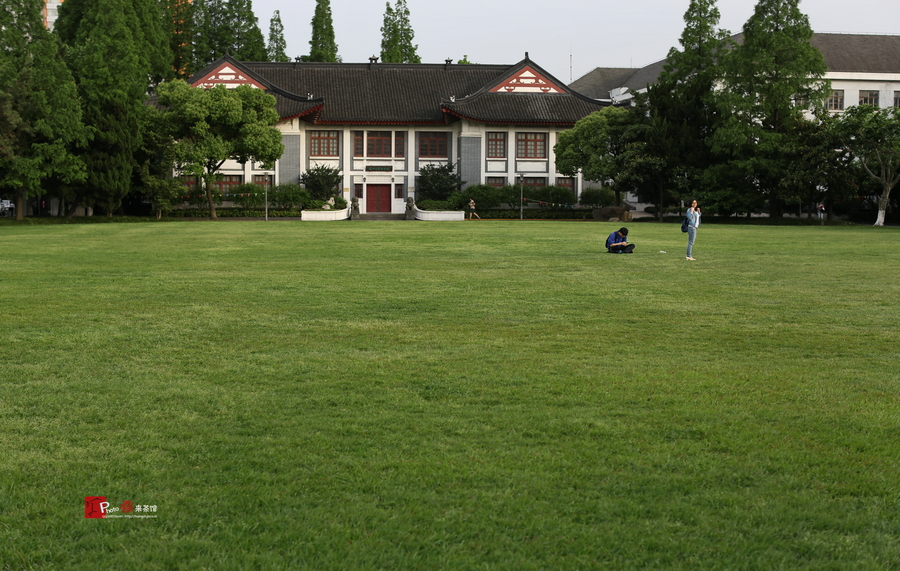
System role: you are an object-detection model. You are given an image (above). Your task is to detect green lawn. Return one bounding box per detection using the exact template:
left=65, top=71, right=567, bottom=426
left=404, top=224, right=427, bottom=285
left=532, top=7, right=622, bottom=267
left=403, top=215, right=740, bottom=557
left=1, top=221, right=898, bottom=570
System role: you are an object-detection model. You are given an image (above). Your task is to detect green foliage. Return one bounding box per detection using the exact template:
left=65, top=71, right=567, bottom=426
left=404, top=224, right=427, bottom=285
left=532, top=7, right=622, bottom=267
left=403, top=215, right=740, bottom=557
left=716, top=0, right=829, bottom=216
left=156, top=80, right=283, bottom=219
left=416, top=163, right=464, bottom=201
left=446, top=184, right=505, bottom=210
left=837, top=105, right=900, bottom=226
left=579, top=187, right=615, bottom=207
left=163, top=0, right=194, bottom=79
left=267, top=10, right=290, bottom=63
left=300, top=164, right=342, bottom=201
left=192, top=0, right=268, bottom=69
left=457, top=55, right=474, bottom=64
left=230, top=183, right=266, bottom=208
left=380, top=0, right=420, bottom=64
left=0, top=0, right=87, bottom=220
left=269, top=183, right=310, bottom=209
left=554, top=106, right=639, bottom=205
left=309, top=0, right=340, bottom=63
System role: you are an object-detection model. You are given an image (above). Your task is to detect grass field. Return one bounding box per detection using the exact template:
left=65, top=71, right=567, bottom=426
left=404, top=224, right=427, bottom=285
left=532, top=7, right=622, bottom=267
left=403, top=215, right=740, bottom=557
left=1, top=220, right=898, bottom=570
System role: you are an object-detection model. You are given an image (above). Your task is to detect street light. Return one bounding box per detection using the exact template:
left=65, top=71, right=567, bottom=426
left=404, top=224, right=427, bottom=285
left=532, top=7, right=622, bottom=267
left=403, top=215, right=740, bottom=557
left=518, top=174, right=524, bottom=220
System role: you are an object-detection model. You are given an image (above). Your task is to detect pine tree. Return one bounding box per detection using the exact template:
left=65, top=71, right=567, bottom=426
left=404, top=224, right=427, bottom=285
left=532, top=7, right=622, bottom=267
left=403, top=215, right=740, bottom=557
left=0, top=0, right=87, bottom=220
left=228, top=0, right=267, bottom=61
left=380, top=0, right=420, bottom=63
left=164, top=0, right=194, bottom=79
left=309, top=0, right=340, bottom=63
left=192, top=0, right=268, bottom=68
left=267, top=10, right=290, bottom=62
left=57, top=0, right=149, bottom=216
left=719, top=0, right=829, bottom=216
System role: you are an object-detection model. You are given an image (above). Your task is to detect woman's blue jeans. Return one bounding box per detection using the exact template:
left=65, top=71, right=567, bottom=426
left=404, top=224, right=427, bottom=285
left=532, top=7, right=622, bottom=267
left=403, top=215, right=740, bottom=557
left=686, top=226, right=697, bottom=257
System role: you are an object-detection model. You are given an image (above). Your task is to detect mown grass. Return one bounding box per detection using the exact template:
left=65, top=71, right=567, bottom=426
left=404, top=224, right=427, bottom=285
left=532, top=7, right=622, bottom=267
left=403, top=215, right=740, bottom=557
left=1, top=221, right=898, bottom=570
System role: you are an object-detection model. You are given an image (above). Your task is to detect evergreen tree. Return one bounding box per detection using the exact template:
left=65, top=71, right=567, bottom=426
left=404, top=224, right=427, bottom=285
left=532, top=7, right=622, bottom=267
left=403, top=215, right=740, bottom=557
left=0, top=0, right=87, bottom=220
left=192, top=0, right=268, bottom=69
left=309, top=0, right=340, bottom=62
left=380, top=0, right=420, bottom=63
left=164, top=0, right=194, bottom=79
left=57, top=0, right=149, bottom=216
left=717, top=0, right=829, bottom=216
left=267, top=10, right=290, bottom=63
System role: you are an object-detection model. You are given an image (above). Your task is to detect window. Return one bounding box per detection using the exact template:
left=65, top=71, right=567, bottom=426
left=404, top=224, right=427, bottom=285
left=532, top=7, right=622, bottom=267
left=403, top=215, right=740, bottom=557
left=516, top=133, right=547, bottom=159
left=826, top=90, right=844, bottom=111
left=253, top=175, right=273, bottom=189
left=354, top=184, right=363, bottom=199
left=556, top=177, right=576, bottom=202
left=394, top=184, right=404, bottom=199
left=521, top=177, right=547, bottom=188
left=486, top=177, right=506, bottom=187
left=418, top=132, right=449, bottom=158
left=211, top=175, right=243, bottom=194
left=487, top=132, right=507, bottom=158
left=395, top=132, right=406, bottom=157
left=310, top=130, right=340, bottom=157
left=353, top=131, right=364, bottom=157
left=859, top=90, right=879, bottom=107
left=367, top=131, right=392, bottom=157
left=894, top=91, right=900, bottom=108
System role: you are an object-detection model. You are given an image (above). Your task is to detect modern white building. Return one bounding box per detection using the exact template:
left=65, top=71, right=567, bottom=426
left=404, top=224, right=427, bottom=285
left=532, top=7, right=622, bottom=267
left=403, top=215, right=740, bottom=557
left=571, top=33, right=900, bottom=113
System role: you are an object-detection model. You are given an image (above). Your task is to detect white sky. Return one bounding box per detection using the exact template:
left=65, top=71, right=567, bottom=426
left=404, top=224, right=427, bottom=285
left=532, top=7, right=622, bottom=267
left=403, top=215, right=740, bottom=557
left=252, top=0, right=898, bottom=83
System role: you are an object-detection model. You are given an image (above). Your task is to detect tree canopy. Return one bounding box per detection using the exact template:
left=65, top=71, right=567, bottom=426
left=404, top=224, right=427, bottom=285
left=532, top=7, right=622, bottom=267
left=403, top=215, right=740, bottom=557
left=267, top=10, right=290, bottom=63
left=309, top=0, right=340, bottom=63
left=0, top=0, right=87, bottom=219
left=380, top=0, right=420, bottom=64
left=155, top=80, right=283, bottom=219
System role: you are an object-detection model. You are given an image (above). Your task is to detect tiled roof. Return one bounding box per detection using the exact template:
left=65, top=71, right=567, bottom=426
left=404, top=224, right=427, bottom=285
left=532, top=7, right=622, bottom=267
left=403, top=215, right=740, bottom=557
left=189, top=55, right=610, bottom=125
left=569, top=67, right=639, bottom=100
left=571, top=33, right=900, bottom=97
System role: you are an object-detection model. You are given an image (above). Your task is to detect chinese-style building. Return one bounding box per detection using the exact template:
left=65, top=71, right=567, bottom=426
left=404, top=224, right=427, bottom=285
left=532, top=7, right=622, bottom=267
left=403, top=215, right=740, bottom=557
left=187, top=54, right=611, bottom=214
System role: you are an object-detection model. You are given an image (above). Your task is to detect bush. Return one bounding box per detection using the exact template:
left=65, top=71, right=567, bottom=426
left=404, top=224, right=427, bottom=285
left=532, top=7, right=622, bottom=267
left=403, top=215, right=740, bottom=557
left=417, top=199, right=454, bottom=211
left=269, top=183, right=310, bottom=210
left=417, top=163, right=464, bottom=201
left=300, top=165, right=343, bottom=201
left=449, top=184, right=505, bottom=210
left=230, top=183, right=267, bottom=209
left=579, top=187, right=615, bottom=208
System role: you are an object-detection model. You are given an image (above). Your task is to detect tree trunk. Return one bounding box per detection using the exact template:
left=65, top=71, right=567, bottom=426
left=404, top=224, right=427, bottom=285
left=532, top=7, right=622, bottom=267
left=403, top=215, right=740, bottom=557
left=873, top=190, right=890, bottom=226
left=66, top=199, right=80, bottom=219
left=15, top=188, right=25, bottom=220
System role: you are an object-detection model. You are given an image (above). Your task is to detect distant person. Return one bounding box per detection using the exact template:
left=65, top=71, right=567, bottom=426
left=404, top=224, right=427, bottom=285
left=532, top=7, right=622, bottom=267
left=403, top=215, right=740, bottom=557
left=606, top=227, right=634, bottom=253
left=817, top=202, right=825, bottom=220
left=685, top=199, right=701, bottom=260
left=468, top=198, right=480, bottom=220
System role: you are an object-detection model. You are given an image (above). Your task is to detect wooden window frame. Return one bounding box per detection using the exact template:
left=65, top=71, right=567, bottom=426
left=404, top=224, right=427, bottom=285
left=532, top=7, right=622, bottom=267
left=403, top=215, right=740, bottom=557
left=418, top=132, right=449, bottom=158
left=516, top=132, right=547, bottom=159
left=310, top=130, right=340, bottom=157
left=487, top=132, right=507, bottom=158
left=827, top=90, right=844, bottom=111
left=367, top=131, right=392, bottom=157
left=859, top=90, right=879, bottom=107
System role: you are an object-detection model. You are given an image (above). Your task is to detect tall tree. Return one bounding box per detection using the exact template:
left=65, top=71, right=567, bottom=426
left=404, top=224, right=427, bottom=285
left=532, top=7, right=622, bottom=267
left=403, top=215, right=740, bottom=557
left=838, top=105, right=900, bottom=226
left=156, top=80, right=284, bottom=220
left=164, top=0, right=195, bottom=79
left=192, top=0, right=267, bottom=69
left=309, top=0, right=340, bottom=63
left=717, top=0, right=829, bottom=217
left=555, top=106, right=639, bottom=206
left=57, top=0, right=150, bottom=216
left=267, top=10, right=290, bottom=63
left=644, top=0, right=733, bottom=215
left=380, top=0, right=420, bottom=64
left=0, top=0, right=87, bottom=220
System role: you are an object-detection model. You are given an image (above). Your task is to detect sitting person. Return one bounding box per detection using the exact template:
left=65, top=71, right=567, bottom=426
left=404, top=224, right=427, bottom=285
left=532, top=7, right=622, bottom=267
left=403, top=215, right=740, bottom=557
left=606, top=227, right=635, bottom=253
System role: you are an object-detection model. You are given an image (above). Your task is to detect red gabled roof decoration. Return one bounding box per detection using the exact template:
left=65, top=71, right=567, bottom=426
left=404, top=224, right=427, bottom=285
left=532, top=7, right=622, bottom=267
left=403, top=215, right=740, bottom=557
left=489, top=65, right=566, bottom=94
left=192, top=62, right=267, bottom=90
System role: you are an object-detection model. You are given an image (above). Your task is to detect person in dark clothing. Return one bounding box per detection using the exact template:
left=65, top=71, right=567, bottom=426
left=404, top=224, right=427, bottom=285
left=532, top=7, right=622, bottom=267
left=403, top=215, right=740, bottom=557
left=606, top=227, right=634, bottom=253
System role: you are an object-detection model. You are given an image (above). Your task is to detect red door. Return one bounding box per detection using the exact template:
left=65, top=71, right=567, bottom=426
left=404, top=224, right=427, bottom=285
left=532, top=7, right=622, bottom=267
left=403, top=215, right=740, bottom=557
left=366, top=184, right=392, bottom=213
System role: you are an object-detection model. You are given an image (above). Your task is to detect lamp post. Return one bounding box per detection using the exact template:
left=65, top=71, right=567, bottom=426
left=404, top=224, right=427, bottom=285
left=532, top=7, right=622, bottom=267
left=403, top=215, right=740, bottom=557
left=518, top=174, right=524, bottom=220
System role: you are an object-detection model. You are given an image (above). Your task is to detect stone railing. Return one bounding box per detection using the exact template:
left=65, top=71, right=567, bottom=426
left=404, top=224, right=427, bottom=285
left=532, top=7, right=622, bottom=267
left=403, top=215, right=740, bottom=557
left=413, top=205, right=465, bottom=221
left=301, top=207, right=351, bottom=221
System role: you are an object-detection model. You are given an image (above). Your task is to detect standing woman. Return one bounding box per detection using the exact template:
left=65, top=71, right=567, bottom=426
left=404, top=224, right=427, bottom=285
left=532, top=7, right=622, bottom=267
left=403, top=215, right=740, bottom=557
left=686, top=199, right=701, bottom=260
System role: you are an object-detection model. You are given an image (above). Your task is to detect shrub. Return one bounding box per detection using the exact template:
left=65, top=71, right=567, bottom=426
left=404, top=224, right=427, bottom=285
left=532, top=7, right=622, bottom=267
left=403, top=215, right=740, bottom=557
left=300, top=165, right=343, bottom=201
left=230, top=183, right=266, bottom=209
left=579, top=187, right=615, bottom=207
left=417, top=199, right=454, bottom=211
left=417, top=164, right=464, bottom=201
left=270, top=183, right=310, bottom=210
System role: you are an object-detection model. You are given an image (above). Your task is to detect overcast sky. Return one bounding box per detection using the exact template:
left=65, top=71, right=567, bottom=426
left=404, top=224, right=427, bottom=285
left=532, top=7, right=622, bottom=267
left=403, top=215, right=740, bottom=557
left=251, top=0, right=898, bottom=83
